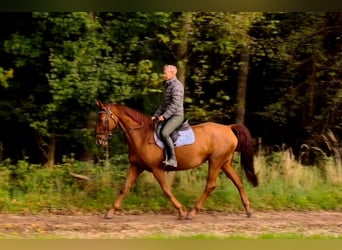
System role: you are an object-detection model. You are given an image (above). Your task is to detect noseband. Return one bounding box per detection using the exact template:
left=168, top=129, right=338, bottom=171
left=96, top=107, right=117, bottom=142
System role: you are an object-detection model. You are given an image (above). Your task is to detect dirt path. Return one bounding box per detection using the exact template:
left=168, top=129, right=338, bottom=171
left=0, top=211, right=341, bottom=238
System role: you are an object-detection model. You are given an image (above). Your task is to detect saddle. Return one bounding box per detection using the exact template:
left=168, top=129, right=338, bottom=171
left=154, top=119, right=190, bottom=143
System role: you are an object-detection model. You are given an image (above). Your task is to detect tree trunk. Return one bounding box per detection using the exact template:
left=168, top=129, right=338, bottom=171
left=305, top=62, right=316, bottom=127
left=176, top=12, right=193, bottom=86
left=46, top=132, right=56, bottom=169
left=80, top=111, right=97, bottom=161
left=235, top=44, right=250, bottom=124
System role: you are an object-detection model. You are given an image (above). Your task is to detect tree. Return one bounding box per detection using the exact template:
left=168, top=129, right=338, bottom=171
left=184, top=12, right=263, bottom=124
left=230, top=12, right=263, bottom=124
left=251, top=12, right=342, bottom=149
left=2, top=12, right=134, bottom=166
left=1, top=12, right=341, bottom=163
left=175, top=12, right=193, bottom=85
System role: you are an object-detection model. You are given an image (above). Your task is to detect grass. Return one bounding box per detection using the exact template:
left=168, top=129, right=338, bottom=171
left=1, top=233, right=340, bottom=239
left=0, top=149, right=341, bottom=213
left=141, top=233, right=342, bottom=239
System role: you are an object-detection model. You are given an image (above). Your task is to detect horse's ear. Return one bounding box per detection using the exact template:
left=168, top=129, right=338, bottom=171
left=96, top=100, right=104, bottom=110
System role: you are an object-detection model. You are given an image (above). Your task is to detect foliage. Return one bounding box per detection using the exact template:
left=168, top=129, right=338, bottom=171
left=0, top=12, right=341, bottom=165
left=255, top=13, right=342, bottom=139
left=0, top=67, right=13, bottom=88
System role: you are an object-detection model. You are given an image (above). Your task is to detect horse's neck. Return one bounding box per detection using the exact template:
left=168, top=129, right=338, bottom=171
left=117, top=117, right=140, bottom=132
left=115, top=110, right=151, bottom=146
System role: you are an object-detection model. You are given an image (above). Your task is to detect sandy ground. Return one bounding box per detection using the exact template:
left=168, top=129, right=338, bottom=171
left=0, top=211, right=341, bottom=239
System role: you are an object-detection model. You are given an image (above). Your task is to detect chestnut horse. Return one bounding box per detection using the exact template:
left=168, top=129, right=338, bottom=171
left=95, top=100, right=258, bottom=219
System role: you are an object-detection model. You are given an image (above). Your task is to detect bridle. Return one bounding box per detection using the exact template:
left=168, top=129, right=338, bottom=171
left=95, top=106, right=146, bottom=144
left=95, top=107, right=118, bottom=143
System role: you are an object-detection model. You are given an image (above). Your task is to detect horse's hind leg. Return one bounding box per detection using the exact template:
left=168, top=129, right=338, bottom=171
left=152, top=168, right=187, bottom=219
left=105, top=164, right=142, bottom=219
left=221, top=162, right=253, bottom=217
left=187, top=164, right=221, bottom=219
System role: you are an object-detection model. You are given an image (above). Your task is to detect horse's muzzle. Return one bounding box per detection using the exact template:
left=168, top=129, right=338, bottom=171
left=95, top=132, right=112, bottom=146
left=96, top=135, right=111, bottom=146
left=96, top=138, right=108, bottom=146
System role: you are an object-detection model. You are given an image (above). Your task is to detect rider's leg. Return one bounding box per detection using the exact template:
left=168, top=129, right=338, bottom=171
left=160, top=115, right=184, bottom=167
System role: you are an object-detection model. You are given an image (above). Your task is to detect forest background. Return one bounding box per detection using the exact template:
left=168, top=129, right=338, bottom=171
left=0, top=12, right=341, bottom=167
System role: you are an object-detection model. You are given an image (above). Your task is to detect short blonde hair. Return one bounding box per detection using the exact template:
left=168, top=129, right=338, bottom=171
left=164, top=64, right=177, bottom=74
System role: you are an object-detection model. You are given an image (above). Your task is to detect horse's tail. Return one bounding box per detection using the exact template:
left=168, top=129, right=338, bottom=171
left=231, top=124, right=259, bottom=187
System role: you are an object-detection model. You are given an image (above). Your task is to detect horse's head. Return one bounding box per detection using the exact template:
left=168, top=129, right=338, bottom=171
left=95, top=100, right=119, bottom=146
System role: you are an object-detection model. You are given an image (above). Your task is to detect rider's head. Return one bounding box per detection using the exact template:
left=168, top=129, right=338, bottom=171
left=163, top=65, right=177, bottom=81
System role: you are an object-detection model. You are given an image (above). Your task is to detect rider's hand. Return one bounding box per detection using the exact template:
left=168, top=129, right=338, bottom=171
left=158, top=116, right=165, bottom=121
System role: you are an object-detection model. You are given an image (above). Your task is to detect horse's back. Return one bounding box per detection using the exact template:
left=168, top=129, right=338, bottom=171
left=191, top=122, right=238, bottom=148
left=191, top=121, right=235, bottom=133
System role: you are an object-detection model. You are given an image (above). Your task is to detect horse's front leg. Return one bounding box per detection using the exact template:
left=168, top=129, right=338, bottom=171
left=152, top=168, right=187, bottom=219
left=105, top=164, right=142, bottom=219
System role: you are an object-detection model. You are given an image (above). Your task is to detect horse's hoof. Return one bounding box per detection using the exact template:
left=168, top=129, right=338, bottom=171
left=177, top=214, right=187, bottom=220
left=246, top=211, right=253, bottom=218
left=186, top=215, right=193, bottom=220
left=104, top=210, right=114, bottom=219
left=104, top=214, right=113, bottom=219
left=186, top=211, right=195, bottom=220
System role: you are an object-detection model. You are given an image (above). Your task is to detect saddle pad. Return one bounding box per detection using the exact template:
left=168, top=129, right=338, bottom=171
left=154, top=128, right=195, bottom=148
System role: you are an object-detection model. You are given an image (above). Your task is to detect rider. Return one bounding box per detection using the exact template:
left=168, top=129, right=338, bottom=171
left=151, top=65, right=185, bottom=168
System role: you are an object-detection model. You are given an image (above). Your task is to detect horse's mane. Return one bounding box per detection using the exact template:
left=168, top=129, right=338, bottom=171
left=110, top=104, right=153, bottom=128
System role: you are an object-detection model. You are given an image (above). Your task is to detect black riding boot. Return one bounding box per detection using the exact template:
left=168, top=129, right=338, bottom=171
left=163, top=136, right=177, bottom=167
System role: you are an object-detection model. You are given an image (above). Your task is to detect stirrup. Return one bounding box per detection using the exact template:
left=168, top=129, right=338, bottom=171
left=165, top=158, right=177, bottom=168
